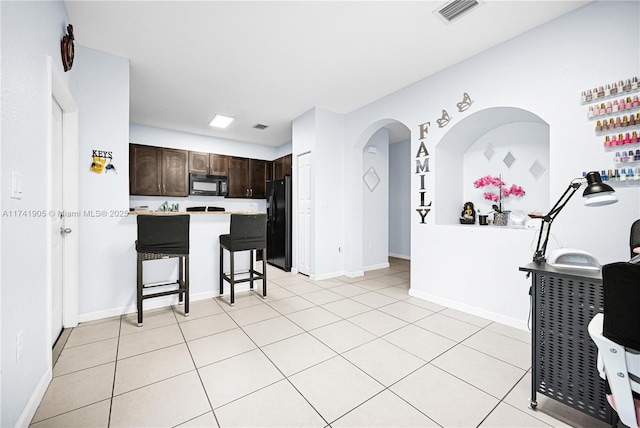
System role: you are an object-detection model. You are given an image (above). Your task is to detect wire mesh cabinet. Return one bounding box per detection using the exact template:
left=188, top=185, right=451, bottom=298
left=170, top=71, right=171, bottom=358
left=520, top=262, right=613, bottom=424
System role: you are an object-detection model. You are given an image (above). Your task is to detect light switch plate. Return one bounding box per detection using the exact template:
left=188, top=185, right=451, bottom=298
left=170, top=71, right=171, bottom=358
left=11, top=171, right=23, bottom=199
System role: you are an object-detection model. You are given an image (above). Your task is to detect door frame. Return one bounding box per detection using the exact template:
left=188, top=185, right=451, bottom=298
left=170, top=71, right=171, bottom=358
left=296, top=151, right=312, bottom=276
left=47, top=57, right=79, bottom=356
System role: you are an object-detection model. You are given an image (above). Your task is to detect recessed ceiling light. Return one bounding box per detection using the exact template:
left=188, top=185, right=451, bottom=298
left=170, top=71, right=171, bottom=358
left=209, top=114, right=234, bottom=128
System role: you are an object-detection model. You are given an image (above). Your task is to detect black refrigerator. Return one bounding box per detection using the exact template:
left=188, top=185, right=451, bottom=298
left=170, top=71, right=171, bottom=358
left=266, top=176, right=292, bottom=271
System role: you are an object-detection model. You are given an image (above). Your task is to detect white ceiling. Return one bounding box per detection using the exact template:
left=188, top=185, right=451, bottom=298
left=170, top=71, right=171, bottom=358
left=65, top=1, right=589, bottom=147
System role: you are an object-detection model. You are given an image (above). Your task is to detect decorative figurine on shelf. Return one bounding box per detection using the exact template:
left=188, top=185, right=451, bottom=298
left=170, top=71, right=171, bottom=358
left=460, top=201, right=476, bottom=224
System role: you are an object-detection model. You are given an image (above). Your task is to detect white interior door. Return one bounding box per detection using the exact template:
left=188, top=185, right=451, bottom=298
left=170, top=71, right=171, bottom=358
left=297, top=153, right=311, bottom=275
left=51, top=97, right=64, bottom=346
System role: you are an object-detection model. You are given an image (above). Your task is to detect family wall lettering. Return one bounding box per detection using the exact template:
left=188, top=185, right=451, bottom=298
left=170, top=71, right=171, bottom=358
left=414, top=92, right=474, bottom=224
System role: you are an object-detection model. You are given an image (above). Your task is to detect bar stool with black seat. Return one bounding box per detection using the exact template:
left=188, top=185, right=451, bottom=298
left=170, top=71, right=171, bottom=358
left=219, top=213, right=267, bottom=306
left=136, top=214, right=190, bottom=326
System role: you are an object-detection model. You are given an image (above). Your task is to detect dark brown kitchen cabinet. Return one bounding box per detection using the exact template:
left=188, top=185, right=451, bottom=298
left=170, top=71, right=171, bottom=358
left=130, top=144, right=161, bottom=195
left=161, top=148, right=189, bottom=196
left=250, top=159, right=267, bottom=199
left=273, top=154, right=292, bottom=180
left=189, top=151, right=228, bottom=175
left=227, top=157, right=250, bottom=198
left=209, top=154, right=229, bottom=175
left=227, top=157, right=268, bottom=199
left=129, top=144, right=188, bottom=196
left=188, top=151, right=209, bottom=174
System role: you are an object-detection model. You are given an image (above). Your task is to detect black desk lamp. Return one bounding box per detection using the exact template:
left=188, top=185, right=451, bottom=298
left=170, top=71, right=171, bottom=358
left=533, top=171, right=618, bottom=262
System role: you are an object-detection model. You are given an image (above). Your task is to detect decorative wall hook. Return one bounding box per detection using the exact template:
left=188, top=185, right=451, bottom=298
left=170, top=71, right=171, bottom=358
left=61, top=24, right=75, bottom=72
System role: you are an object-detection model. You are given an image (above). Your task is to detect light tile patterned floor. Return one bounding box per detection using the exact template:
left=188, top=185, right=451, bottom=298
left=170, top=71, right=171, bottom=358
left=32, top=258, right=610, bottom=427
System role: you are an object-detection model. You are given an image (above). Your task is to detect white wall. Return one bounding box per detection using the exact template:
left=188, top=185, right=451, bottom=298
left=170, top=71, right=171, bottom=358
left=389, top=139, right=411, bottom=259
left=1, top=2, right=71, bottom=426
left=314, top=108, right=346, bottom=278
left=70, top=46, right=131, bottom=317
left=339, top=1, right=640, bottom=329
left=363, top=128, right=389, bottom=269
left=130, top=123, right=279, bottom=161
left=291, top=108, right=316, bottom=275
left=292, top=108, right=346, bottom=279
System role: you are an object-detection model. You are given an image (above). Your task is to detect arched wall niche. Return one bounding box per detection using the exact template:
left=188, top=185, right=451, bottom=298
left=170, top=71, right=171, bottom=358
left=434, top=107, right=550, bottom=225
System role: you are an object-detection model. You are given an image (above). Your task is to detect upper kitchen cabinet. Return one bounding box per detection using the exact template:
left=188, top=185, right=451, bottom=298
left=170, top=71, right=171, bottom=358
left=130, top=144, right=161, bottom=196
left=189, top=151, right=229, bottom=175
left=273, top=154, right=292, bottom=180
left=161, top=148, right=189, bottom=196
left=130, top=144, right=188, bottom=196
left=227, top=157, right=268, bottom=199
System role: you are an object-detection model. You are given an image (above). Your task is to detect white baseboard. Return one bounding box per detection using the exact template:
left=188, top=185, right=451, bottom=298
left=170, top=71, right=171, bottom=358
left=309, top=270, right=345, bottom=281
left=345, top=270, right=365, bottom=278
left=77, top=285, right=257, bottom=323
left=17, top=368, right=52, bottom=428
left=408, top=289, right=529, bottom=332
left=362, top=262, right=390, bottom=272
left=388, top=252, right=410, bottom=260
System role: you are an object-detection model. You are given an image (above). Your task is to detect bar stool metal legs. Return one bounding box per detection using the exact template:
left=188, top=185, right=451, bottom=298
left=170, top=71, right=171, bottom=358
left=219, top=246, right=266, bottom=306
left=218, top=213, right=267, bottom=307
left=136, top=253, right=189, bottom=326
left=135, top=214, right=190, bottom=327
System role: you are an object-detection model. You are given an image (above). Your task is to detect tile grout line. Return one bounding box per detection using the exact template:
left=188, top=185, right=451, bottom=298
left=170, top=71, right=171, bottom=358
left=175, top=303, right=225, bottom=428
left=107, top=314, right=124, bottom=428
left=219, top=301, right=332, bottom=427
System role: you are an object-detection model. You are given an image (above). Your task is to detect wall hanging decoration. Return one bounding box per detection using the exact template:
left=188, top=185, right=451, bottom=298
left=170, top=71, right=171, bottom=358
left=457, top=92, right=473, bottom=112
left=436, top=110, right=451, bottom=128
left=89, top=150, right=114, bottom=175
left=363, top=167, right=380, bottom=192
left=61, top=24, right=75, bottom=72
left=413, top=92, right=474, bottom=225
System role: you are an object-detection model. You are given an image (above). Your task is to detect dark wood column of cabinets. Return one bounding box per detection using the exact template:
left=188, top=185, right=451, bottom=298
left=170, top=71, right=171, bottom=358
left=250, top=159, right=267, bottom=199
left=189, top=151, right=229, bottom=176
left=227, top=157, right=268, bottom=199
left=227, top=157, right=250, bottom=198
left=162, top=149, right=189, bottom=196
left=130, top=144, right=188, bottom=196
left=273, top=154, right=292, bottom=180
left=130, top=144, right=161, bottom=196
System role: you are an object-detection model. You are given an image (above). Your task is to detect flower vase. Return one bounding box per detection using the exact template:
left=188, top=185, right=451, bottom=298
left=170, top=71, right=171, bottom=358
left=493, top=212, right=509, bottom=226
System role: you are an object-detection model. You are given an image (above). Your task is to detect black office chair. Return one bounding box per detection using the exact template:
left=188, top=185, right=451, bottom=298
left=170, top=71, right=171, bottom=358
left=219, top=214, right=267, bottom=306
left=630, top=219, right=640, bottom=258
left=136, top=214, right=190, bottom=326
left=588, top=262, right=640, bottom=428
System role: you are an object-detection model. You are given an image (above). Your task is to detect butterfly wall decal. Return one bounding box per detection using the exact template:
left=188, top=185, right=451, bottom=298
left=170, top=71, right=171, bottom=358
left=436, top=110, right=451, bottom=128
left=457, top=92, right=473, bottom=112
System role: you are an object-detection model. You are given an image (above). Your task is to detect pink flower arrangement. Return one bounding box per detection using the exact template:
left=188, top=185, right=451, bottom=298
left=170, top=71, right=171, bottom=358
left=473, top=175, right=525, bottom=213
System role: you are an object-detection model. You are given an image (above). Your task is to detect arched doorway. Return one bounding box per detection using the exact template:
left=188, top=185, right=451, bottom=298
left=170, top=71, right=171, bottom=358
left=359, top=120, right=411, bottom=271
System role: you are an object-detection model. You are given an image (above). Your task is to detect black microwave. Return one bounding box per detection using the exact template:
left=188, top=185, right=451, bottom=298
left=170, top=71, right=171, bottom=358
left=189, top=174, right=228, bottom=196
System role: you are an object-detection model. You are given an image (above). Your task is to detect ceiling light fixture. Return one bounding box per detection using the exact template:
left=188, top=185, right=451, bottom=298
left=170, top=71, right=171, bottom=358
left=209, top=114, right=234, bottom=128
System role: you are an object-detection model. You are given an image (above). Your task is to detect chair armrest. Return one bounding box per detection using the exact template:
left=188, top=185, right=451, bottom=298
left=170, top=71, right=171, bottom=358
left=589, top=313, right=640, bottom=428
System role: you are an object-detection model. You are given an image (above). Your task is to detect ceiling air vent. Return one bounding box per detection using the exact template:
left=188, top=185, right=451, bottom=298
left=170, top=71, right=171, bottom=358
left=434, top=0, right=484, bottom=24
left=252, top=123, right=269, bottom=130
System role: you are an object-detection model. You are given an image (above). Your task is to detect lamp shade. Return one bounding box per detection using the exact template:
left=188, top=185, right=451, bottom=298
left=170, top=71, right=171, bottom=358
left=582, top=171, right=618, bottom=206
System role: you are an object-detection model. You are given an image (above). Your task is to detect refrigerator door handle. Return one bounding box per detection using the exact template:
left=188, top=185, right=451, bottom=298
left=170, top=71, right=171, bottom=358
left=267, top=189, right=276, bottom=231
